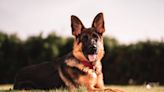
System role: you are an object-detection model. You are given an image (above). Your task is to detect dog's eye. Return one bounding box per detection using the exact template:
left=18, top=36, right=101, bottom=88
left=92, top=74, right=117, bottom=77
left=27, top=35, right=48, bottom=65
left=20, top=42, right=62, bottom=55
left=92, top=33, right=98, bottom=39
left=81, top=35, right=88, bottom=41
left=92, top=33, right=98, bottom=41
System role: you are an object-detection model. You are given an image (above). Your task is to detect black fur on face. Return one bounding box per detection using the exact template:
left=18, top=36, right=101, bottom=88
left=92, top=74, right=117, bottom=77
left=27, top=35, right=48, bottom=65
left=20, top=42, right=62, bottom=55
left=76, top=28, right=101, bottom=58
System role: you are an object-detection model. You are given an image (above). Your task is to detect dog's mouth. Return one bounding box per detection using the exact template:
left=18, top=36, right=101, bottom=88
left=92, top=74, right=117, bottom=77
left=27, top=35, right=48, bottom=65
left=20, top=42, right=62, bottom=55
left=83, top=45, right=98, bottom=62
left=88, top=54, right=97, bottom=62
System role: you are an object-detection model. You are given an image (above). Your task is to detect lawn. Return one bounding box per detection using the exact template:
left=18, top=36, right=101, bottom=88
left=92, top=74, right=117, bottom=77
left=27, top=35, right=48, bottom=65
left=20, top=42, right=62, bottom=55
left=0, top=84, right=164, bottom=92
left=109, top=85, right=164, bottom=92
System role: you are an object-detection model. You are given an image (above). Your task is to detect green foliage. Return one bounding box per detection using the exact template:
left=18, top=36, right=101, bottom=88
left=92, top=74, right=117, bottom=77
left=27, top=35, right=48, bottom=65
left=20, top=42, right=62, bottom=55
left=0, top=31, right=164, bottom=85
left=103, top=40, right=164, bottom=85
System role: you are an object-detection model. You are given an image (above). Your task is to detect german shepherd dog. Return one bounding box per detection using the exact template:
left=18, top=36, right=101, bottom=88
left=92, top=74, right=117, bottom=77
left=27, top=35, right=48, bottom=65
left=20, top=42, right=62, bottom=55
left=14, top=13, right=121, bottom=92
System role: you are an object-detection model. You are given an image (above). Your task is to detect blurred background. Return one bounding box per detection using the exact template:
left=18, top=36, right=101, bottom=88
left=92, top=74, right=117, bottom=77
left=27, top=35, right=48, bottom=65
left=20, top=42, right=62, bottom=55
left=0, top=0, right=164, bottom=85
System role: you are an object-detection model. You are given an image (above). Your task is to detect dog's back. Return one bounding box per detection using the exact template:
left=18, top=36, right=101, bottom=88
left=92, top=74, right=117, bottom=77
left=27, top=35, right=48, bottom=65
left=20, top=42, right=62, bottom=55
left=13, top=52, right=84, bottom=90
left=13, top=61, right=65, bottom=89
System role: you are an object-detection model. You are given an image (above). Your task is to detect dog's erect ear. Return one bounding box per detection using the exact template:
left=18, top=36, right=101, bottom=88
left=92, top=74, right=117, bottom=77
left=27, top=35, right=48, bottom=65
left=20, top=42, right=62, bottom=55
left=92, top=13, right=105, bottom=34
left=71, top=15, right=84, bottom=37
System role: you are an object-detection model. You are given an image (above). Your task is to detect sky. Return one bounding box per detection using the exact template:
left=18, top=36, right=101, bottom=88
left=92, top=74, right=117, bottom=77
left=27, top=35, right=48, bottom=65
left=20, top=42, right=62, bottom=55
left=0, top=0, right=164, bottom=44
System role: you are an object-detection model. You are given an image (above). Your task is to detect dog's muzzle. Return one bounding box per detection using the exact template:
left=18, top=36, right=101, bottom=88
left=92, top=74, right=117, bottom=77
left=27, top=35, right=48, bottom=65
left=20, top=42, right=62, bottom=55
left=87, top=45, right=97, bottom=62
left=88, top=45, right=97, bottom=54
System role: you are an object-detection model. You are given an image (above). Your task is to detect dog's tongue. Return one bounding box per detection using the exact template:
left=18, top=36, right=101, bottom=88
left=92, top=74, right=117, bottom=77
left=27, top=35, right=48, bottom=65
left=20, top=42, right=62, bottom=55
left=88, top=54, right=97, bottom=62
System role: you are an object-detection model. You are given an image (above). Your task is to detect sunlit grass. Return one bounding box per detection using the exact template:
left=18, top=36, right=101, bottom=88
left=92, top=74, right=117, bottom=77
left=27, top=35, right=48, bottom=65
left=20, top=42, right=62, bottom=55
left=0, top=85, right=85, bottom=92
left=109, top=85, right=164, bottom=92
left=0, top=84, right=164, bottom=92
left=0, top=84, right=12, bottom=90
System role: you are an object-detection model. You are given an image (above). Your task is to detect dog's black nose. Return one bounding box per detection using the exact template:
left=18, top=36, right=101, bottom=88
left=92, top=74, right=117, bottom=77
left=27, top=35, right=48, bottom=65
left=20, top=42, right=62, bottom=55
left=88, top=45, right=97, bottom=54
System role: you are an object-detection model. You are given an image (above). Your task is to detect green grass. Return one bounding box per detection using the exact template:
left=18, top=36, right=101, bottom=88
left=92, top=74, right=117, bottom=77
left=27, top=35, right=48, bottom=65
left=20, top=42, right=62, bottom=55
left=109, top=85, right=164, bottom=92
left=0, top=84, right=164, bottom=92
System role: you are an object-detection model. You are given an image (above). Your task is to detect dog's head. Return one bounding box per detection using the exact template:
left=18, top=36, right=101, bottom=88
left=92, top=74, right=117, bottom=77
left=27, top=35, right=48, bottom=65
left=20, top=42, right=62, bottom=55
left=71, top=13, right=105, bottom=64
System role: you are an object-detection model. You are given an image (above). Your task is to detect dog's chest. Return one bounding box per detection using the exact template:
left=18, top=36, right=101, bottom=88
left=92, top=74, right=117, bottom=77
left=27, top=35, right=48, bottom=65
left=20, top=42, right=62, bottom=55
left=76, top=70, right=97, bottom=86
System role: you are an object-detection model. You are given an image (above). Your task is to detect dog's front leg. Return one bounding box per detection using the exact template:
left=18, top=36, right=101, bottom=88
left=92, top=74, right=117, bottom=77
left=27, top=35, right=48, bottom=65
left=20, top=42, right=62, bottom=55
left=95, top=72, right=104, bottom=89
left=93, top=61, right=104, bottom=89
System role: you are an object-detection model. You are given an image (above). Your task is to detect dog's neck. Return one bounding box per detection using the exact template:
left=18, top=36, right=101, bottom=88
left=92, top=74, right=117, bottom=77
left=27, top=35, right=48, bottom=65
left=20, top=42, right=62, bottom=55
left=72, top=51, right=94, bottom=69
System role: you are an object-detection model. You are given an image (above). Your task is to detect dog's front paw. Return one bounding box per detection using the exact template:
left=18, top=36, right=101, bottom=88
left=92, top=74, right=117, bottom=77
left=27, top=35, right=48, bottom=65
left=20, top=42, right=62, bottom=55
left=104, top=88, right=124, bottom=92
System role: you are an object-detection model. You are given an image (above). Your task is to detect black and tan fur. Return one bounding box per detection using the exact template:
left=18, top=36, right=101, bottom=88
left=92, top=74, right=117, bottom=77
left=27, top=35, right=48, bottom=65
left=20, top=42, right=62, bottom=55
left=13, top=13, right=121, bottom=92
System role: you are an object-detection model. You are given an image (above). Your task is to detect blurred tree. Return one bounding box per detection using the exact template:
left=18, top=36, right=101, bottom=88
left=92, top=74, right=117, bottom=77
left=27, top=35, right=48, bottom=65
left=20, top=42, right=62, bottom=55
left=0, top=32, right=25, bottom=83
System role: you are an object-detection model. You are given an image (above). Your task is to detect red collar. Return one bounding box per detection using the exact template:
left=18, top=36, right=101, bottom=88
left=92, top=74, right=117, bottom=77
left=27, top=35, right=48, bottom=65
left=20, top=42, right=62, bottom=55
left=81, top=61, right=94, bottom=69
